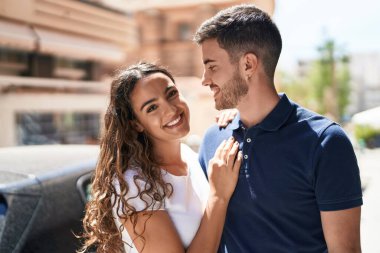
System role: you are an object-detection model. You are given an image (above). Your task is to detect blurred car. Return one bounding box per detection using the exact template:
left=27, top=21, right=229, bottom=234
left=0, top=145, right=99, bottom=253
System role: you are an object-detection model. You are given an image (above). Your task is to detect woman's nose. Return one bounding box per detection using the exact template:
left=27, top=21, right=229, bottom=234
left=163, top=101, right=178, bottom=116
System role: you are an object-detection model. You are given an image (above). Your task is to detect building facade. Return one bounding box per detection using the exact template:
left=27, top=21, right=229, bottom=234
left=0, top=0, right=274, bottom=147
left=0, top=0, right=136, bottom=147
left=123, top=0, right=275, bottom=77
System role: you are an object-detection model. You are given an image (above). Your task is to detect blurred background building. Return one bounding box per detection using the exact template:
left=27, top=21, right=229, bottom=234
left=0, top=0, right=138, bottom=147
left=0, top=0, right=274, bottom=147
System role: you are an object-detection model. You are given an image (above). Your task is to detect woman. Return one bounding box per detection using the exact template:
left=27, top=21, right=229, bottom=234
left=79, top=62, right=241, bottom=253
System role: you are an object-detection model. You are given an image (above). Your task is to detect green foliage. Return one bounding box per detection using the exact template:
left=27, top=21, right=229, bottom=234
left=312, top=39, right=351, bottom=120
left=278, top=38, right=351, bottom=122
left=354, top=124, right=380, bottom=148
left=337, top=64, right=350, bottom=117
left=277, top=71, right=316, bottom=109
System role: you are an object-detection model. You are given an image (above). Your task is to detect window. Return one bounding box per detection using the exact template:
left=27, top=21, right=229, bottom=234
left=54, top=57, right=89, bottom=80
left=0, top=47, right=28, bottom=75
left=16, top=112, right=100, bottom=145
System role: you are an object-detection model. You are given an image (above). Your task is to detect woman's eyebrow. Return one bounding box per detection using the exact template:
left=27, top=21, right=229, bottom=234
left=140, top=84, right=175, bottom=111
left=140, top=98, right=157, bottom=111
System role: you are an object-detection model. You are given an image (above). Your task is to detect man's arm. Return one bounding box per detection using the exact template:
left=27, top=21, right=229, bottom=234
left=321, top=207, right=361, bottom=253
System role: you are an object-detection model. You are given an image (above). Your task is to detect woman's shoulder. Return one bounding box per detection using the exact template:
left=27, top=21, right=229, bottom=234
left=180, top=143, right=198, bottom=158
left=112, top=166, right=145, bottom=189
left=113, top=166, right=164, bottom=212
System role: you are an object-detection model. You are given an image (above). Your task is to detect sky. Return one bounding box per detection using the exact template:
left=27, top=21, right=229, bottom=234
left=273, top=0, right=380, bottom=70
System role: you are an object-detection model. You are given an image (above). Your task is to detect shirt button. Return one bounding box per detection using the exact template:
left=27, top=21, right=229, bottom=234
left=246, top=138, right=252, bottom=143
left=244, top=154, right=248, bottom=159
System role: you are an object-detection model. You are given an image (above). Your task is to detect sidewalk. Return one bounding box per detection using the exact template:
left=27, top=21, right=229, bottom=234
left=356, top=148, right=380, bottom=252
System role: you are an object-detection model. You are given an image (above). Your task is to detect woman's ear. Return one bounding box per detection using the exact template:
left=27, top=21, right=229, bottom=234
left=132, top=120, right=144, bottom=132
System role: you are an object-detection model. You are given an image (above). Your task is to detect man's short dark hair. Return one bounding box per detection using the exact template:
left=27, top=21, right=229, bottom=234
left=194, top=4, right=282, bottom=78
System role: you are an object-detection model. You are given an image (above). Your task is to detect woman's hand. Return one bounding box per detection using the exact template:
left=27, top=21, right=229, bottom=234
left=216, top=109, right=238, bottom=128
left=208, top=137, right=242, bottom=202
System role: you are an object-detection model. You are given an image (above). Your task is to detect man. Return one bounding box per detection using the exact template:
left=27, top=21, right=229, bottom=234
left=194, top=4, right=362, bottom=253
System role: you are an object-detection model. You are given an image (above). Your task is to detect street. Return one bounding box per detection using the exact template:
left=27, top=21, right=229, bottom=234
left=357, top=148, right=380, bottom=252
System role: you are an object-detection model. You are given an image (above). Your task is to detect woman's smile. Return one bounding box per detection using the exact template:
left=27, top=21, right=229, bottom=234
left=164, top=113, right=184, bottom=128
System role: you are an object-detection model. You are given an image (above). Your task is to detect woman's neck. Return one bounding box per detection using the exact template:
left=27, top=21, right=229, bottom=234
left=152, top=140, right=188, bottom=176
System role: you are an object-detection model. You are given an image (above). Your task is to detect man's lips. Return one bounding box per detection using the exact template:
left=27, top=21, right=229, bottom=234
left=210, top=84, right=220, bottom=97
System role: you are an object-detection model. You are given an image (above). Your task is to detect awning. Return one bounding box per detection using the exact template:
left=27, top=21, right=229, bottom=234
left=352, top=106, right=380, bottom=128
left=0, top=75, right=109, bottom=94
left=34, top=27, right=126, bottom=63
left=0, top=19, right=36, bottom=51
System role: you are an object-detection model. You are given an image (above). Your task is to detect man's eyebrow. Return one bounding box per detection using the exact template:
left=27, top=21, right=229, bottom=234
left=203, top=59, right=216, bottom=65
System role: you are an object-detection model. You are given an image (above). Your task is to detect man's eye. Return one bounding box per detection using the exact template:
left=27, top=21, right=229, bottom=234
left=168, top=89, right=178, bottom=98
left=147, top=104, right=158, bottom=113
left=209, top=65, right=216, bottom=71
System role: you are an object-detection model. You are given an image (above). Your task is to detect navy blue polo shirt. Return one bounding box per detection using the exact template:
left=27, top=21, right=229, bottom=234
left=198, top=94, right=362, bottom=253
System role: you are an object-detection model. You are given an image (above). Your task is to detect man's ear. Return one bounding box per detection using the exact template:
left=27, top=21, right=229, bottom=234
left=131, top=120, right=144, bottom=132
left=239, top=53, right=258, bottom=80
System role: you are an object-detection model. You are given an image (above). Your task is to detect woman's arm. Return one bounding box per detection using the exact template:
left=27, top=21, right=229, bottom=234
left=120, top=137, right=241, bottom=253
left=187, top=137, right=241, bottom=252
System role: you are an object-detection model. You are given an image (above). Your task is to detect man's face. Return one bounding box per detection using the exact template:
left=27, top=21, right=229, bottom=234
left=201, top=39, right=248, bottom=110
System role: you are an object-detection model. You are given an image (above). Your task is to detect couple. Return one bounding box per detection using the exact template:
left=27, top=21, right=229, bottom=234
left=80, top=4, right=362, bottom=253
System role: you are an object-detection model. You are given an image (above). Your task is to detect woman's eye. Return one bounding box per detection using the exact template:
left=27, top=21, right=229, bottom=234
left=209, top=65, right=216, bottom=71
left=168, top=89, right=178, bottom=98
left=147, top=104, right=158, bottom=113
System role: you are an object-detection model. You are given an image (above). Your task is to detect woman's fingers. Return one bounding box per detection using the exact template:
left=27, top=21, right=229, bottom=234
left=216, top=109, right=238, bottom=127
left=214, top=139, right=227, bottom=159
left=217, top=112, right=228, bottom=127
left=221, top=137, right=235, bottom=161
left=228, top=109, right=238, bottom=121
left=215, top=137, right=241, bottom=170
left=226, top=141, right=240, bottom=168
left=233, top=151, right=243, bottom=173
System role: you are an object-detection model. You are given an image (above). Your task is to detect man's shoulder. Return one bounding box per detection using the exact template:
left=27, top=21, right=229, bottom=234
left=199, top=124, right=233, bottom=165
left=203, top=123, right=233, bottom=141
left=293, top=103, right=337, bottom=137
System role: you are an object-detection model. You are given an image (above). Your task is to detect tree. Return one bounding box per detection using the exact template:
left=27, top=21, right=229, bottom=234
left=278, top=38, right=351, bottom=123
left=310, top=39, right=351, bottom=121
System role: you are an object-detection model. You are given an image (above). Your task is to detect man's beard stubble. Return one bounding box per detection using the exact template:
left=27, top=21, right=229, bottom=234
left=216, top=70, right=249, bottom=110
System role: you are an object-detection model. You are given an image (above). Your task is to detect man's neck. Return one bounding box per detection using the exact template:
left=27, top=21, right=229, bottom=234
left=237, top=82, right=280, bottom=128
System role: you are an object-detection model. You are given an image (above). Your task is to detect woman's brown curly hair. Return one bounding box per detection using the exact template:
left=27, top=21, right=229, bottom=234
left=78, top=62, right=175, bottom=253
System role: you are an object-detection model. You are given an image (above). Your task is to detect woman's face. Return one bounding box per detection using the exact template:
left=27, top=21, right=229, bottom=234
left=130, top=72, right=190, bottom=144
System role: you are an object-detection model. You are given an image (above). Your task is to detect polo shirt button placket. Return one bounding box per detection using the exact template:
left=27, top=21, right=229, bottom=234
left=243, top=137, right=252, bottom=173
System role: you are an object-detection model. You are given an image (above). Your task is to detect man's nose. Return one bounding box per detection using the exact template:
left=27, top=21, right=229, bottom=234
left=201, top=70, right=211, bottom=86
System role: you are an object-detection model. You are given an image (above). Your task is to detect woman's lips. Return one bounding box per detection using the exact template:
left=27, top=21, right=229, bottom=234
left=164, top=113, right=184, bottom=128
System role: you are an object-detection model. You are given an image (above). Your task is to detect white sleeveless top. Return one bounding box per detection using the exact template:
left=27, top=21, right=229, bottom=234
left=112, top=144, right=210, bottom=253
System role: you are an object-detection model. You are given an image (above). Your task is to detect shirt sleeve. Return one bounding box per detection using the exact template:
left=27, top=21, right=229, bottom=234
left=313, top=124, right=363, bottom=211
left=113, top=169, right=164, bottom=214
left=198, top=140, right=209, bottom=178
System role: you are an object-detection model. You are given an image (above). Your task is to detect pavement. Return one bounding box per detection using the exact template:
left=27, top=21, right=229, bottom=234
left=356, top=148, right=380, bottom=252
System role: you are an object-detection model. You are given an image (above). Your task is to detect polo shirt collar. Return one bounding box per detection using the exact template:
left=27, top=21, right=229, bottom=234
left=226, top=93, right=293, bottom=132
left=257, top=93, right=293, bottom=132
